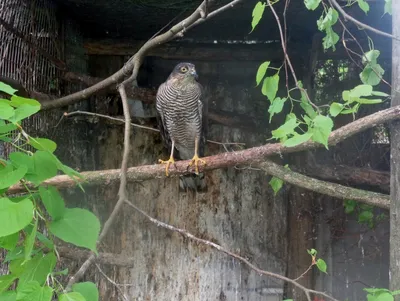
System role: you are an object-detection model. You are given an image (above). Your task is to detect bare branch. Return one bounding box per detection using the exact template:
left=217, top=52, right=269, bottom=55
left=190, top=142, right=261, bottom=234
left=95, top=264, right=129, bottom=301
left=329, top=0, right=398, bottom=41
left=63, top=110, right=245, bottom=147
left=259, top=160, right=389, bottom=209
left=39, top=0, right=244, bottom=111
left=65, top=84, right=132, bottom=290
left=124, top=199, right=340, bottom=301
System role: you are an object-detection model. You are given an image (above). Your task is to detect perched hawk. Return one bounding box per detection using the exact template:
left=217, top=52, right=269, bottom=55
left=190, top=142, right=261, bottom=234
left=156, top=62, right=208, bottom=191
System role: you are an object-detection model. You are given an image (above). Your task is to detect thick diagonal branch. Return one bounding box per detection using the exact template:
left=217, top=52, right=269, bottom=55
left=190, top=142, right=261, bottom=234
left=9, top=105, right=400, bottom=208
left=259, top=160, right=389, bottom=209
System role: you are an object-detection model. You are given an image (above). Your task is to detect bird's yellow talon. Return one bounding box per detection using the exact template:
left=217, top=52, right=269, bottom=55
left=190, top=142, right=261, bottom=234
left=158, top=157, right=175, bottom=176
left=188, top=155, right=206, bottom=175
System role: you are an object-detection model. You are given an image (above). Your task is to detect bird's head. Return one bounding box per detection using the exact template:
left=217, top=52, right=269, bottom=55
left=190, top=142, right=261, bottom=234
left=169, top=62, right=198, bottom=82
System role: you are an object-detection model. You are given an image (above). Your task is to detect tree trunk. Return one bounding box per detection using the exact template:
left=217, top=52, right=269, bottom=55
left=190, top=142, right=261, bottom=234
left=390, top=2, right=400, bottom=295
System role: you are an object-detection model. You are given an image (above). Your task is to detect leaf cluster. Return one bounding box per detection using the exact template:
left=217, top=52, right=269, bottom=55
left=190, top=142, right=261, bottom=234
left=0, top=82, right=101, bottom=301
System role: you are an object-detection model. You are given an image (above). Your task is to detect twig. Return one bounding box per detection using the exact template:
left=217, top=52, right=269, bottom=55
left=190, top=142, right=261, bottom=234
left=65, top=83, right=132, bottom=290
left=95, top=264, right=130, bottom=301
left=266, top=0, right=319, bottom=111
left=294, top=264, right=314, bottom=282
left=63, top=110, right=245, bottom=146
left=329, top=0, right=399, bottom=41
left=124, top=199, right=339, bottom=301
left=8, top=105, right=400, bottom=209
left=40, top=0, right=244, bottom=111
left=64, top=111, right=159, bottom=132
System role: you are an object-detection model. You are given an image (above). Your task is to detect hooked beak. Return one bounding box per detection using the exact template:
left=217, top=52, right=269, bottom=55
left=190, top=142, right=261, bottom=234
left=190, top=69, right=198, bottom=79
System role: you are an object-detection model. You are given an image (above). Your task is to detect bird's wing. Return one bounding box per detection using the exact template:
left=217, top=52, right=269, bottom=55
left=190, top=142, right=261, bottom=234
left=198, top=83, right=209, bottom=157
left=156, top=82, right=172, bottom=150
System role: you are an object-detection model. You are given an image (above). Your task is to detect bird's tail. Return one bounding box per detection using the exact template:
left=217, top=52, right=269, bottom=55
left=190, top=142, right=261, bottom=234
left=179, top=172, right=207, bottom=192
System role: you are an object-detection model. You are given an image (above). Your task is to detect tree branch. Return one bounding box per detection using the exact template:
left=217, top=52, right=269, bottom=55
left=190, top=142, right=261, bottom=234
left=124, top=199, right=340, bottom=301
left=329, top=0, right=398, bottom=41
left=65, top=83, right=132, bottom=290
left=39, top=0, right=244, bottom=111
left=9, top=106, right=400, bottom=208
left=259, top=160, right=389, bottom=209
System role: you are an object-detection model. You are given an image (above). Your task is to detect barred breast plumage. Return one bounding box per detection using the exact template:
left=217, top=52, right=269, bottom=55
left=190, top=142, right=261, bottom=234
left=156, top=62, right=208, bottom=191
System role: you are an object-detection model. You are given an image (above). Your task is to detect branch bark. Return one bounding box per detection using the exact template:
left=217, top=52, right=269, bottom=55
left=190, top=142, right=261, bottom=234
left=329, top=0, right=398, bottom=41
left=9, top=105, right=400, bottom=208
left=259, top=160, right=389, bottom=209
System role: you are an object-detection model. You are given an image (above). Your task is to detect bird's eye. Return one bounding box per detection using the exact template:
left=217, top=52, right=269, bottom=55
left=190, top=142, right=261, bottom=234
left=180, top=66, right=188, bottom=73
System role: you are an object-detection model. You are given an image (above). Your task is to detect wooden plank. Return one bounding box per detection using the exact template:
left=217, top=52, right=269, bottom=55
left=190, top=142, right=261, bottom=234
left=390, top=1, right=400, bottom=296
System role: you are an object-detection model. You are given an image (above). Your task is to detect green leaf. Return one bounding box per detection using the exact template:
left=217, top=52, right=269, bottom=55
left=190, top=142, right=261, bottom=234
left=364, top=288, right=390, bottom=294
left=58, top=292, right=86, bottom=301
left=0, top=82, right=17, bottom=96
left=310, top=115, right=334, bottom=149
left=344, top=200, right=357, bottom=214
left=262, top=73, right=280, bottom=101
left=363, top=50, right=380, bottom=64
left=29, top=138, right=57, bottom=153
left=357, top=0, right=369, bottom=13
left=316, top=258, right=327, bottom=273
left=371, top=91, right=389, bottom=97
left=16, top=281, right=53, bottom=301
left=358, top=210, right=374, bottom=223
left=329, top=102, right=344, bottom=117
left=271, top=117, right=299, bottom=140
left=0, top=232, right=19, bottom=250
left=8, top=104, right=40, bottom=123
left=0, top=103, right=15, bottom=120
left=39, top=186, right=65, bottom=221
left=18, top=253, right=56, bottom=288
left=26, top=151, right=58, bottom=185
left=0, top=198, right=34, bottom=237
left=9, top=152, right=34, bottom=173
left=9, top=96, right=40, bottom=108
left=268, top=97, right=286, bottom=122
left=356, top=98, right=382, bottom=104
left=283, top=132, right=313, bottom=147
left=0, top=274, right=17, bottom=293
left=49, top=208, right=100, bottom=252
left=322, top=27, right=339, bottom=51
left=0, top=121, right=17, bottom=134
left=72, top=282, right=99, bottom=301
left=375, top=293, right=394, bottom=301
left=256, top=61, right=270, bottom=86
left=360, top=64, right=385, bottom=86
left=307, top=248, right=317, bottom=256
left=269, top=176, right=283, bottom=195
left=9, top=259, right=26, bottom=276
left=24, top=219, right=38, bottom=262
left=0, top=165, right=28, bottom=189
left=251, top=1, right=266, bottom=32
left=385, top=0, right=392, bottom=15
left=0, top=291, right=17, bottom=301
left=350, top=85, right=373, bottom=98
left=52, top=268, right=69, bottom=276
left=304, top=0, right=321, bottom=10
left=317, top=8, right=338, bottom=31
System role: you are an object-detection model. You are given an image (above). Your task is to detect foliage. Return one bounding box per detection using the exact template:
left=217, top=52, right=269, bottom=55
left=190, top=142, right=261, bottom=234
left=364, top=288, right=400, bottom=301
left=0, top=82, right=100, bottom=300
left=344, top=200, right=386, bottom=229
left=249, top=0, right=390, bottom=195
left=307, top=248, right=327, bottom=273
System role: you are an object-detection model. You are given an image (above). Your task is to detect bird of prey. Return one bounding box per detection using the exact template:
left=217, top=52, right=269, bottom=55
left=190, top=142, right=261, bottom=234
left=156, top=62, right=208, bottom=191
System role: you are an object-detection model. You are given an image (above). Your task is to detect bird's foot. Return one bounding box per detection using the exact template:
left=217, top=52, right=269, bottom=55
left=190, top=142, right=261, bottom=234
left=158, top=156, right=175, bottom=176
left=188, top=154, right=206, bottom=175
